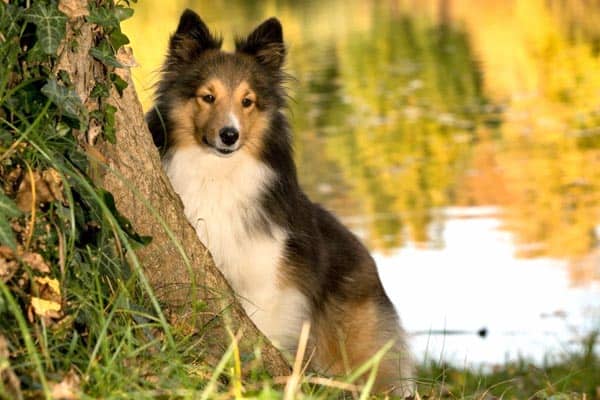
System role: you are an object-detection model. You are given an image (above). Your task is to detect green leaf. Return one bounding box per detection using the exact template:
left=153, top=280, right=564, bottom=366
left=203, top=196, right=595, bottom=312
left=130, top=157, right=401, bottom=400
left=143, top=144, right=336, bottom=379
left=109, top=28, right=130, bottom=50
left=0, top=292, right=6, bottom=314
left=56, top=121, right=71, bottom=137
left=99, top=189, right=152, bottom=248
left=91, top=82, right=110, bottom=99
left=41, top=78, right=86, bottom=121
left=110, top=73, right=128, bottom=97
left=24, top=2, right=67, bottom=56
left=114, top=6, right=134, bottom=22
left=103, top=104, right=117, bottom=144
left=0, top=191, right=20, bottom=219
left=87, top=5, right=119, bottom=29
left=89, top=40, right=123, bottom=68
left=116, top=0, right=138, bottom=6
left=0, top=3, right=23, bottom=40
left=0, top=217, right=17, bottom=251
left=58, top=70, right=73, bottom=86
left=0, top=190, right=21, bottom=251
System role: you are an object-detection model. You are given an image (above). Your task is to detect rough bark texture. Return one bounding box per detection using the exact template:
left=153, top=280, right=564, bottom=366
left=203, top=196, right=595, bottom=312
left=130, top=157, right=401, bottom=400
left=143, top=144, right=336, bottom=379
left=55, top=6, right=290, bottom=376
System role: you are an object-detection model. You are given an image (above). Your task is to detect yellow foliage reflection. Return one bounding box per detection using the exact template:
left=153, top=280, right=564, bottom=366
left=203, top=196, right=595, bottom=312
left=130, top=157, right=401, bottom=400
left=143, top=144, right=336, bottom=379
left=123, top=0, right=600, bottom=282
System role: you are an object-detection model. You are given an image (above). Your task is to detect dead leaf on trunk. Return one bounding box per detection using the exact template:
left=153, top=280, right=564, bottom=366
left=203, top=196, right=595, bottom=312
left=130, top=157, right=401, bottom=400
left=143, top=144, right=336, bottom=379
left=86, top=119, right=102, bottom=145
left=58, top=0, right=89, bottom=19
left=114, top=46, right=138, bottom=80
left=116, top=46, right=137, bottom=68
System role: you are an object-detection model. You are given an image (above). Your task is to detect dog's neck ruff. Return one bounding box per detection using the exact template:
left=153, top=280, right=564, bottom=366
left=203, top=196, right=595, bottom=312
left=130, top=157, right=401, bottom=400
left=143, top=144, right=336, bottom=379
left=162, top=145, right=275, bottom=269
left=162, top=145, right=308, bottom=351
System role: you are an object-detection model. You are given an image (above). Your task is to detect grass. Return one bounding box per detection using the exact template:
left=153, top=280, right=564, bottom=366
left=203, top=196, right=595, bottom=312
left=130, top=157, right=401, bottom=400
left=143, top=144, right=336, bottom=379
left=0, top=1, right=598, bottom=399
left=416, top=334, right=599, bottom=399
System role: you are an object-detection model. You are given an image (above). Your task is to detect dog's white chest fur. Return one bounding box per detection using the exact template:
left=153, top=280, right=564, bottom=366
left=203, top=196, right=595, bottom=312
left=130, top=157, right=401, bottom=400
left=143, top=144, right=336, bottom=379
left=163, top=146, right=308, bottom=351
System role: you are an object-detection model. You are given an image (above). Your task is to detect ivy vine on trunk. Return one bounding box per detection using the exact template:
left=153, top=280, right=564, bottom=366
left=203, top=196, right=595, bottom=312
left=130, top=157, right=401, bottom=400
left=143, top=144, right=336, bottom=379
left=0, top=0, right=290, bottom=396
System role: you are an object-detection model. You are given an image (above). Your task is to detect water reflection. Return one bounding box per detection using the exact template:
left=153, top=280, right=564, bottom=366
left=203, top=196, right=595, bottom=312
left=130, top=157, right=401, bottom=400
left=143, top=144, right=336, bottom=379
left=294, top=4, right=487, bottom=250
left=376, top=207, right=600, bottom=365
left=123, top=0, right=600, bottom=365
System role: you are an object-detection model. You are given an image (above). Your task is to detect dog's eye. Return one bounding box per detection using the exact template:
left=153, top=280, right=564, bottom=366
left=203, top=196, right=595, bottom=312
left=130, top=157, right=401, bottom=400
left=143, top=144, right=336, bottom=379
left=241, top=98, right=254, bottom=108
left=201, top=94, right=215, bottom=104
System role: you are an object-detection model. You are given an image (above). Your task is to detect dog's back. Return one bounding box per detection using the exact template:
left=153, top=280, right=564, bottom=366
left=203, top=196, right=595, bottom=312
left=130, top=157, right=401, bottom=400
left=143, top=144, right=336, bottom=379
left=147, top=9, right=413, bottom=395
left=299, top=204, right=413, bottom=392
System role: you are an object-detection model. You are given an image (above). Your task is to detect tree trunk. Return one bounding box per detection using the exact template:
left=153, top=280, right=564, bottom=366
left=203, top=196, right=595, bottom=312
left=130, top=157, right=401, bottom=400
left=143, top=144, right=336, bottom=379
left=55, top=2, right=290, bottom=377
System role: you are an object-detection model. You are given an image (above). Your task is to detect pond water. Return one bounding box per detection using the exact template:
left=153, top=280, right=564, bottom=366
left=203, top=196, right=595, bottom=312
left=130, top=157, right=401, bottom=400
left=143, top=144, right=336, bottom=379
left=123, top=0, right=600, bottom=367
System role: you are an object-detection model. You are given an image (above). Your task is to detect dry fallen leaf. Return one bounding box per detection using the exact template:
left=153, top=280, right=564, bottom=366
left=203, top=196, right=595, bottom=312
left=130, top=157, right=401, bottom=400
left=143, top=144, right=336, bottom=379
left=16, top=171, right=41, bottom=211
left=42, top=169, right=65, bottom=203
left=0, top=246, right=18, bottom=282
left=0, top=258, right=18, bottom=282
left=16, top=168, right=64, bottom=211
left=0, top=335, right=22, bottom=400
left=21, top=252, right=50, bottom=274
left=58, top=0, right=88, bottom=19
left=30, top=276, right=62, bottom=321
left=30, top=297, right=62, bottom=319
left=4, top=165, right=22, bottom=195
left=34, top=276, right=61, bottom=302
left=0, top=335, right=8, bottom=359
left=50, top=369, right=81, bottom=400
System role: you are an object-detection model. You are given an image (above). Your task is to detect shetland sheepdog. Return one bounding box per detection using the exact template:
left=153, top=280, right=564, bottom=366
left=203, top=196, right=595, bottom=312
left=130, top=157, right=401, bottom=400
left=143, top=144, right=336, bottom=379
left=146, top=9, right=413, bottom=395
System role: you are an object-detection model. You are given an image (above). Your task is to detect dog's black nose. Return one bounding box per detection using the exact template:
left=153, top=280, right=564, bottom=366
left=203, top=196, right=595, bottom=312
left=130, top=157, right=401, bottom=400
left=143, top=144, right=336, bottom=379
left=219, top=127, right=239, bottom=146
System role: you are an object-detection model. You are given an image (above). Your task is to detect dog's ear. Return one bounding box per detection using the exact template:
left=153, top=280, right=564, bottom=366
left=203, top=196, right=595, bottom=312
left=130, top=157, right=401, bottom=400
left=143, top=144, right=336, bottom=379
left=168, top=9, right=221, bottom=63
left=236, top=18, right=285, bottom=70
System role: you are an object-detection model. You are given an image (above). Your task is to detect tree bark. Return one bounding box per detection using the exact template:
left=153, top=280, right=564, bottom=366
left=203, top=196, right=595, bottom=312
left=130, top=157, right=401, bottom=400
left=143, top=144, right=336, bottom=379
left=55, top=4, right=290, bottom=377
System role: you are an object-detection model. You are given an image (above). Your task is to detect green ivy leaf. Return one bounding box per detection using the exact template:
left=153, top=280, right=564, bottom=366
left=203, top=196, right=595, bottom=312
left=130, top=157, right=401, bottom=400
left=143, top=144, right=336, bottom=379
left=99, top=189, right=152, bottom=249
left=103, top=104, right=117, bottom=144
left=89, top=40, right=123, bottom=68
left=55, top=121, right=71, bottom=137
left=114, top=6, right=134, bottom=22
left=0, top=217, right=16, bottom=251
left=0, top=3, right=23, bottom=40
left=110, top=73, right=128, bottom=97
left=117, top=0, right=138, bottom=7
left=87, top=5, right=119, bottom=29
left=0, top=191, right=20, bottom=219
left=41, top=78, right=86, bottom=121
left=0, top=190, right=21, bottom=251
left=91, top=82, right=110, bottom=99
left=24, top=2, right=67, bottom=56
left=109, top=28, right=130, bottom=50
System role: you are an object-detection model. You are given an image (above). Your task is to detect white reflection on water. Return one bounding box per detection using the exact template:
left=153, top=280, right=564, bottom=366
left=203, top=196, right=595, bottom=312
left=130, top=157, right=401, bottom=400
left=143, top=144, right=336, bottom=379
left=373, top=207, right=600, bottom=367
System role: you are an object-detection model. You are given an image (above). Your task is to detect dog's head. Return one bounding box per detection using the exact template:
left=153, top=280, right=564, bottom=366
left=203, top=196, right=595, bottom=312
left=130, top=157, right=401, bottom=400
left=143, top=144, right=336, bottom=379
left=149, top=9, right=287, bottom=156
